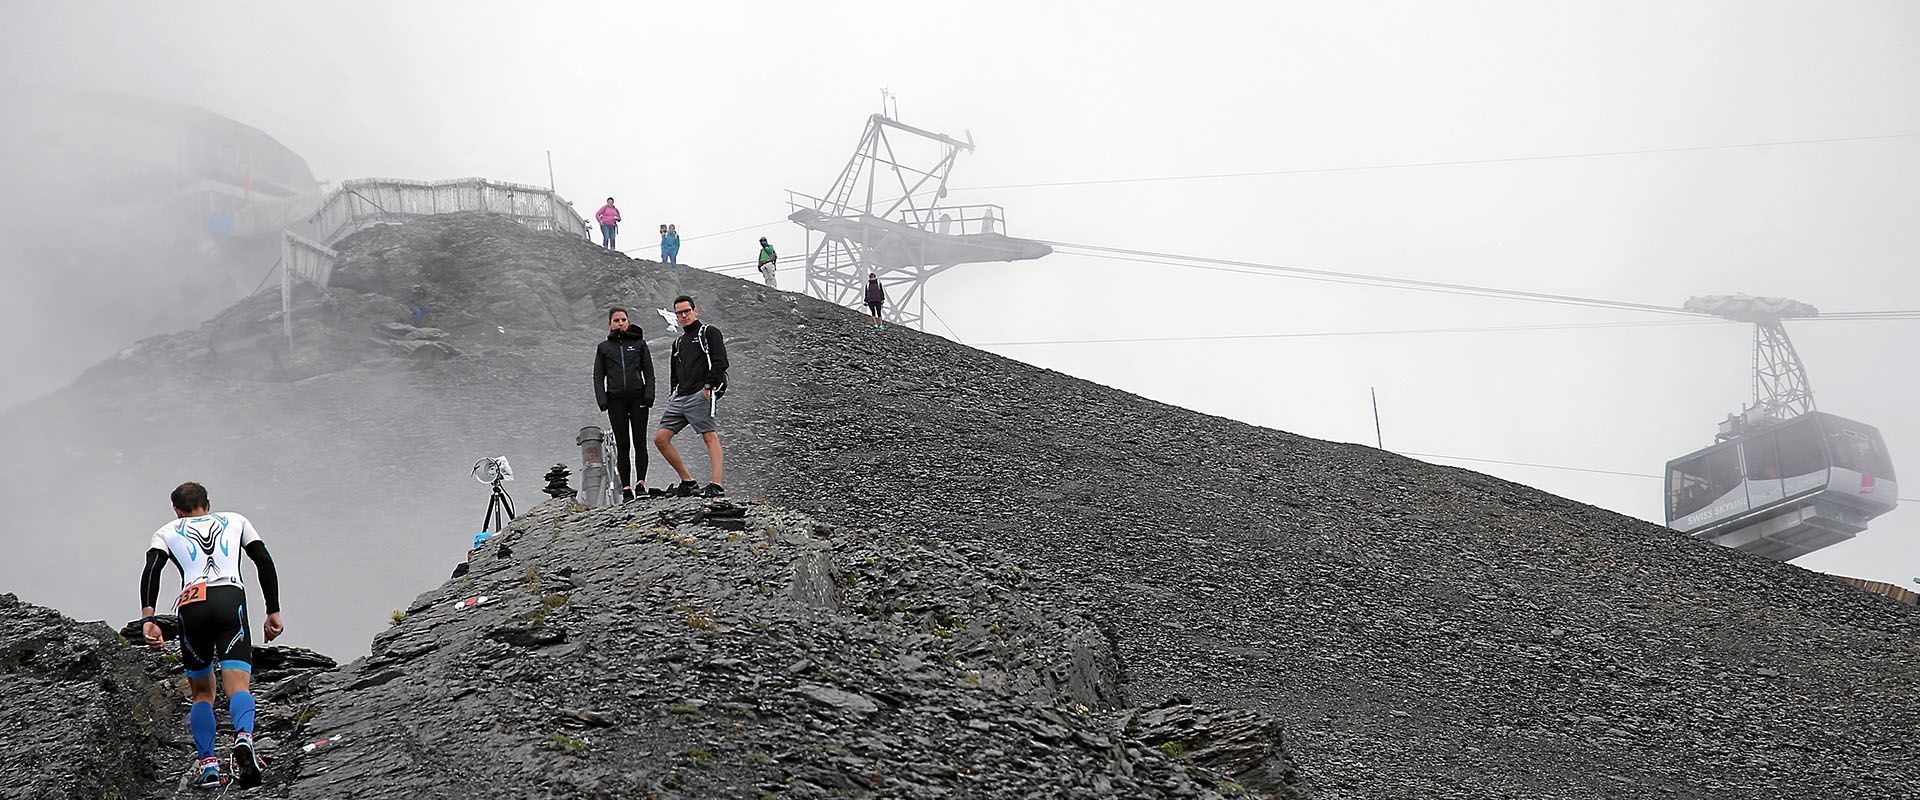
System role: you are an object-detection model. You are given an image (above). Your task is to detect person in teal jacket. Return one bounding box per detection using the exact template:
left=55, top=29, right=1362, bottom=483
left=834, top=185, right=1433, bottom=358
left=660, top=224, right=681, bottom=265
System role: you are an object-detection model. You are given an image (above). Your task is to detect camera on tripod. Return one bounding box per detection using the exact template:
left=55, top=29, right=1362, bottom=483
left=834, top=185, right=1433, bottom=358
left=473, top=456, right=514, bottom=486
left=473, top=456, right=517, bottom=533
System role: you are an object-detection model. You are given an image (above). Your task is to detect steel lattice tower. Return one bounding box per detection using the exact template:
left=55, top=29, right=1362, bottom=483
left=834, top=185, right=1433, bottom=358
left=1751, top=319, right=1816, bottom=421
left=785, top=113, right=1050, bottom=330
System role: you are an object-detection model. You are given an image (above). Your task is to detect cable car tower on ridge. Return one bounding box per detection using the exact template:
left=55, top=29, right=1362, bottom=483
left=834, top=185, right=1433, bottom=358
left=1664, top=294, right=1897, bottom=560
left=786, top=106, right=1051, bottom=330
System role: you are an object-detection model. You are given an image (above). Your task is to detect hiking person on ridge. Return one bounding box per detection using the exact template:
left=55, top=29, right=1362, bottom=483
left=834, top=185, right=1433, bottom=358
left=662, top=223, right=681, bottom=265
left=654, top=295, right=729, bottom=497
left=756, top=237, right=778, bottom=288
left=409, top=283, right=431, bottom=328
left=594, top=308, right=656, bottom=502
left=595, top=198, right=621, bottom=250
left=138, top=482, right=284, bottom=789
left=864, top=272, right=886, bottom=326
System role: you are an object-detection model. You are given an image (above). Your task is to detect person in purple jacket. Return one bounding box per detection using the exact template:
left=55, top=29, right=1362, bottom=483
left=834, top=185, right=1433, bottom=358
left=863, top=273, right=886, bottom=327
left=595, top=198, right=621, bottom=250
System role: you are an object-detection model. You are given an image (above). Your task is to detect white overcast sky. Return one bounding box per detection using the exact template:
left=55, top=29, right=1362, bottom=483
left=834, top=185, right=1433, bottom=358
left=4, top=1, right=1918, bottom=585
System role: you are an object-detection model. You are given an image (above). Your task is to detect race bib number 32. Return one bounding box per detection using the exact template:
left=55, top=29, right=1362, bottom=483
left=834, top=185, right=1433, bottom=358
left=178, top=583, right=209, bottom=607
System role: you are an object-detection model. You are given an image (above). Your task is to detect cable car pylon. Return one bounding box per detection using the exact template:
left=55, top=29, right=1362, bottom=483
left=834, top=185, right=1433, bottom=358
left=1664, top=294, right=1897, bottom=560
left=786, top=111, right=1051, bottom=330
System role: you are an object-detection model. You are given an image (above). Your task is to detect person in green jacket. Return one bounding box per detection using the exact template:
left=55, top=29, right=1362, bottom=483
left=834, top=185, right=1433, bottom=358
left=756, top=237, right=778, bottom=288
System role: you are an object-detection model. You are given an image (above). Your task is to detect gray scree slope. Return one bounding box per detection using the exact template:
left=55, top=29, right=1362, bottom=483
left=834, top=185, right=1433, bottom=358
left=1, top=214, right=1913, bottom=798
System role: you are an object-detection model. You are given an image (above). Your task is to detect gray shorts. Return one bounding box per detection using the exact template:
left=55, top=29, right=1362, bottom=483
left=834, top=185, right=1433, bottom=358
left=660, top=391, right=720, bottom=434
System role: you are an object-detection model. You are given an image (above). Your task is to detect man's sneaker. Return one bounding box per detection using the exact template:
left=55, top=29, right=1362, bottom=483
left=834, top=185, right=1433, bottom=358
left=192, top=757, right=222, bottom=789
left=672, top=480, right=699, bottom=497
left=231, top=733, right=265, bottom=787
left=232, top=732, right=265, bottom=787
left=700, top=483, right=726, bottom=498
left=621, top=487, right=635, bottom=503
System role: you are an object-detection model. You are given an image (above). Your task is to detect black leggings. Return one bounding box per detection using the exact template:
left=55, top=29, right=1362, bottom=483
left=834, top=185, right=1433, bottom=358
left=179, top=585, right=251, bottom=677
left=606, top=393, right=649, bottom=488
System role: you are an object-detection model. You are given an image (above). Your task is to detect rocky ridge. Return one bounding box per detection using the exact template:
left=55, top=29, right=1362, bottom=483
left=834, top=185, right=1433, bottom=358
left=3, top=495, right=1304, bottom=799
left=3, top=213, right=1915, bottom=798
left=0, top=592, right=334, bottom=800
left=1, top=593, right=170, bottom=799
left=258, top=495, right=1301, bottom=799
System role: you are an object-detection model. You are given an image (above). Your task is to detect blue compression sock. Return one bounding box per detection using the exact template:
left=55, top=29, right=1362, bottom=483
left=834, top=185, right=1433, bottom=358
left=190, top=701, right=216, bottom=759
left=230, top=691, right=256, bottom=736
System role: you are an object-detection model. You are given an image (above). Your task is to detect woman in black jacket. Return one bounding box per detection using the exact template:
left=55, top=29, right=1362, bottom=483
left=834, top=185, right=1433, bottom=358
left=593, top=308, right=656, bottom=501
left=864, top=273, right=886, bottom=326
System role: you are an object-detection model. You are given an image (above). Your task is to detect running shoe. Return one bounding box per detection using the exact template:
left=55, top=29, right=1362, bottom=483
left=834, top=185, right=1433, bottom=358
left=700, top=483, right=726, bottom=498
left=232, top=732, right=265, bottom=787
left=192, top=757, right=222, bottom=789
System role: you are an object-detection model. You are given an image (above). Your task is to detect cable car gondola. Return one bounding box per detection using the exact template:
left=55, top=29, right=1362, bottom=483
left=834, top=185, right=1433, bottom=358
left=1663, top=294, right=1898, bottom=560
left=1665, top=412, right=1897, bottom=560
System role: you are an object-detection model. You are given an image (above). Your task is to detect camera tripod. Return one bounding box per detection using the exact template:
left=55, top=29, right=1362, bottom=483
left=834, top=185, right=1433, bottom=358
left=473, top=457, right=517, bottom=533
left=480, top=477, right=516, bottom=533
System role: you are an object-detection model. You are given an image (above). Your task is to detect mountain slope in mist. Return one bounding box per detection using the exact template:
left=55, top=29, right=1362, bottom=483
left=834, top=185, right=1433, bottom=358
left=2, top=214, right=1915, bottom=799
left=0, top=88, right=321, bottom=409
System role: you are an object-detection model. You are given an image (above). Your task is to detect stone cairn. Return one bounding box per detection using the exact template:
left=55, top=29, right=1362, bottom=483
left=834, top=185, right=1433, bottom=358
left=542, top=463, right=574, bottom=499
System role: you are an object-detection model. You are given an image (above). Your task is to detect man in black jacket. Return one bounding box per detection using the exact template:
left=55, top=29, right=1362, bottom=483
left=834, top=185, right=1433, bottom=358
left=653, top=295, right=729, bottom=497
left=593, top=308, right=656, bottom=501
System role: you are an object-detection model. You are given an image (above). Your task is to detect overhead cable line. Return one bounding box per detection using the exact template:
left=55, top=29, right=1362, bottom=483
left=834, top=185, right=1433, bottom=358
left=922, top=301, right=965, bottom=343
left=250, top=257, right=284, bottom=295
left=679, top=219, right=789, bottom=243
left=1809, top=310, right=1920, bottom=320
left=654, top=130, right=1920, bottom=262
left=1047, top=245, right=1920, bottom=321
left=692, top=246, right=1920, bottom=326
left=1048, top=248, right=1663, bottom=314
left=1401, top=451, right=1660, bottom=479
left=973, top=319, right=1725, bottom=348
left=614, top=221, right=788, bottom=258
left=705, top=259, right=763, bottom=273
left=696, top=248, right=1920, bottom=327
left=953, top=132, right=1920, bottom=192
left=1043, top=241, right=1706, bottom=317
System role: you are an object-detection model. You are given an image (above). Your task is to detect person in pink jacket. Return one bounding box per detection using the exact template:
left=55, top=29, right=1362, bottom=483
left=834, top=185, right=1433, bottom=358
left=595, top=198, right=621, bottom=250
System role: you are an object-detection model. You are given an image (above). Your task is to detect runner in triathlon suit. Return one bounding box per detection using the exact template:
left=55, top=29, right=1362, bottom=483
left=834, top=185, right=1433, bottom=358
left=139, top=482, right=284, bottom=789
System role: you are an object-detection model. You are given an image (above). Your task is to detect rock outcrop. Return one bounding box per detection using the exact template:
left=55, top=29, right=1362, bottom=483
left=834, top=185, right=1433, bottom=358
left=267, top=496, right=1301, bottom=798
left=0, top=594, right=336, bottom=800
left=0, top=594, right=171, bottom=799
left=16, top=497, right=1302, bottom=799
